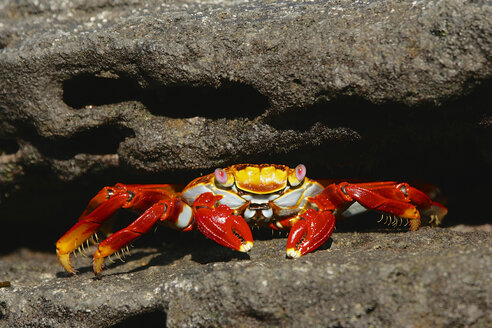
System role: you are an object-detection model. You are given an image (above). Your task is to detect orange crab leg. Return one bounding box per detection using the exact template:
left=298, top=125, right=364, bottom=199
left=56, top=184, right=177, bottom=274
left=286, top=181, right=447, bottom=258
left=344, top=184, right=421, bottom=229
left=311, top=181, right=446, bottom=231
left=92, top=197, right=195, bottom=276
left=343, top=182, right=440, bottom=230
left=92, top=201, right=168, bottom=276
left=56, top=192, right=129, bottom=274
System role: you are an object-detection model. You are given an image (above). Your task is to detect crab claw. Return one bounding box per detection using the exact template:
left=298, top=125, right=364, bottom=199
left=195, top=204, right=253, bottom=252
left=286, top=209, right=335, bottom=258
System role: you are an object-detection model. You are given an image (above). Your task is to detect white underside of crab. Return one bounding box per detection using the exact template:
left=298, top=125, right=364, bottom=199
left=175, top=203, right=194, bottom=229
left=340, top=201, right=367, bottom=218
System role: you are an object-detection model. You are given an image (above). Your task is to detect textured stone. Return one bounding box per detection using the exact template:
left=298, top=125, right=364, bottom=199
left=0, top=0, right=490, bottom=181
left=0, top=228, right=490, bottom=327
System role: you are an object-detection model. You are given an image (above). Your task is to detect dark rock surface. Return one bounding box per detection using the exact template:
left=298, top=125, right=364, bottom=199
left=0, top=0, right=490, bottom=181
left=0, top=227, right=491, bottom=327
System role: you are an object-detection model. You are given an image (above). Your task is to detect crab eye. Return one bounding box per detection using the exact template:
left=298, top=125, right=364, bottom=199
left=288, top=164, right=306, bottom=187
left=214, top=168, right=232, bottom=186
left=295, top=164, right=306, bottom=181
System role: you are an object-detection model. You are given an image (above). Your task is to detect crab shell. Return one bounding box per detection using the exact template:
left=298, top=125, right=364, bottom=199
left=181, top=164, right=324, bottom=224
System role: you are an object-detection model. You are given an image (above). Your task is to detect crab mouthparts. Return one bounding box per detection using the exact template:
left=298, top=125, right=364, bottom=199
left=244, top=204, right=274, bottom=221
left=248, top=203, right=270, bottom=210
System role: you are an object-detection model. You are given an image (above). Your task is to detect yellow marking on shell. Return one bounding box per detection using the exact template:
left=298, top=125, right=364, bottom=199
left=288, top=171, right=301, bottom=186
left=233, top=165, right=288, bottom=194
left=220, top=170, right=235, bottom=187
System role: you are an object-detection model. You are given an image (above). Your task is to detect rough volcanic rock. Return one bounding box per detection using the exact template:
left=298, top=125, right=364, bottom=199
left=0, top=227, right=490, bottom=327
left=0, top=0, right=490, bottom=181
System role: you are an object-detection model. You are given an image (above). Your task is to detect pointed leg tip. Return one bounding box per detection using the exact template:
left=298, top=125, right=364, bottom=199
left=57, top=251, right=76, bottom=275
left=286, top=248, right=302, bottom=259
left=239, top=241, right=253, bottom=252
left=408, top=217, right=421, bottom=231
left=93, top=257, right=105, bottom=276
left=424, top=202, right=448, bottom=226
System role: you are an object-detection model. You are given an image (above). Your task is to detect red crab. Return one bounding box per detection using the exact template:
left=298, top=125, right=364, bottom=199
left=56, top=164, right=447, bottom=277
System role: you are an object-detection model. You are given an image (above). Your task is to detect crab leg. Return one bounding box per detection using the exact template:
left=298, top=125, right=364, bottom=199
left=56, top=192, right=129, bottom=274
left=56, top=184, right=176, bottom=274
left=92, top=197, right=194, bottom=276
left=312, top=181, right=447, bottom=231
left=286, top=181, right=447, bottom=258
left=342, top=182, right=448, bottom=230
left=92, top=201, right=167, bottom=276
left=343, top=184, right=421, bottom=230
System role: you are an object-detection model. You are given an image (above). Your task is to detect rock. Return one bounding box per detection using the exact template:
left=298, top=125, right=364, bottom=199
left=0, top=228, right=490, bottom=327
left=0, top=0, right=490, bottom=180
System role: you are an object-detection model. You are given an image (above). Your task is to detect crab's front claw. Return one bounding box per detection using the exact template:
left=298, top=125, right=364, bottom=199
left=286, top=209, right=336, bottom=258
left=195, top=204, right=253, bottom=253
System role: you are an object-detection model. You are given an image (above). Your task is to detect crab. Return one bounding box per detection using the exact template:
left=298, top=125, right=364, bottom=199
left=56, top=164, right=447, bottom=277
